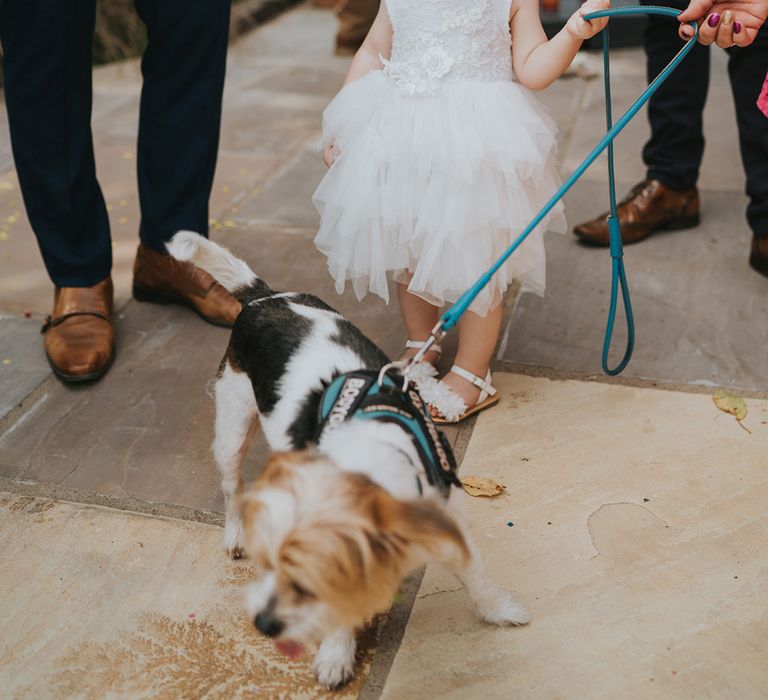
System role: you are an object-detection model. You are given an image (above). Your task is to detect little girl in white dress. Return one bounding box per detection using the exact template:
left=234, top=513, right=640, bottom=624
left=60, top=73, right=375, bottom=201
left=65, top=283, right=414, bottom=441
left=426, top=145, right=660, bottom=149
left=313, top=0, right=609, bottom=422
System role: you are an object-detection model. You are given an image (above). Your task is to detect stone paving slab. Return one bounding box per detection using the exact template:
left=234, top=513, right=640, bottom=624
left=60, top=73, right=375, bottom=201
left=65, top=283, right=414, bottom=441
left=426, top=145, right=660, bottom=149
left=0, top=314, right=49, bottom=421
left=0, top=492, right=380, bottom=699
left=0, top=226, right=410, bottom=513
left=500, top=181, right=768, bottom=390
left=381, top=373, right=768, bottom=700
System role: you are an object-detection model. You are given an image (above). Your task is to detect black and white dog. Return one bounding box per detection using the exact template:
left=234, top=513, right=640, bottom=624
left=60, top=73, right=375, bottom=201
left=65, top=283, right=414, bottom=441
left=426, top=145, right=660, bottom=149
left=167, top=232, right=528, bottom=688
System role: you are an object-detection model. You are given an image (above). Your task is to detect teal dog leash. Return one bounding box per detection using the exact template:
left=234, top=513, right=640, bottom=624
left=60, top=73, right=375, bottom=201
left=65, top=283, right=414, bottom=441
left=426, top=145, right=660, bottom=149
left=407, top=7, right=700, bottom=377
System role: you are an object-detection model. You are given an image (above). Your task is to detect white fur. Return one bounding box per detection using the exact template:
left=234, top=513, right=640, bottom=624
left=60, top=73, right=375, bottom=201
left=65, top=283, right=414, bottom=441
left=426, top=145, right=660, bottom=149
left=214, top=363, right=258, bottom=558
left=320, top=420, right=426, bottom=500
left=244, top=572, right=277, bottom=619
left=259, top=303, right=370, bottom=451
left=166, top=231, right=257, bottom=292
left=314, top=628, right=357, bottom=689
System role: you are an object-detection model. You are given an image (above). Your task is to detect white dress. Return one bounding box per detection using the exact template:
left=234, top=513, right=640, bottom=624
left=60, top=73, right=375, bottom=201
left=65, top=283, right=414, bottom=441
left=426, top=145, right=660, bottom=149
left=312, top=0, right=566, bottom=316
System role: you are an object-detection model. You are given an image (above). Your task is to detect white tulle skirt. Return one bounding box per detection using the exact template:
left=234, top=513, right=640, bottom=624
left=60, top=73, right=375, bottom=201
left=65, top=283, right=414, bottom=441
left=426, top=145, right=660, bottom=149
left=312, top=71, right=566, bottom=316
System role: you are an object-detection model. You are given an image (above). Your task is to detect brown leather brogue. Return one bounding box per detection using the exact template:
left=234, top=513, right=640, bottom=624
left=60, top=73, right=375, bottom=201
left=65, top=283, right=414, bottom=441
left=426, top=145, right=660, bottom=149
left=573, top=179, right=700, bottom=246
left=749, top=235, right=768, bottom=278
left=43, top=277, right=114, bottom=383
left=132, top=243, right=241, bottom=327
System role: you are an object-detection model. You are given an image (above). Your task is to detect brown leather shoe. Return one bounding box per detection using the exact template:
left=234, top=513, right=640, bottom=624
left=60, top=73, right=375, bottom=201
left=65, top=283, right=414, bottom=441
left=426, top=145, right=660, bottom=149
left=42, top=278, right=114, bottom=383
left=573, top=179, right=700, bottom=246
left=749, top=235, right=768, bottom=278
left=132, top=243, right=241, bottom=327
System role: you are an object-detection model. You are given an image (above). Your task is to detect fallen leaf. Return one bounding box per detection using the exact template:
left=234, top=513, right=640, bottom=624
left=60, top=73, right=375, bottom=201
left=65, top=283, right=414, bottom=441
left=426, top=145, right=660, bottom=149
left=461, top=476, right=506, bottom=498
left=713, top=390, right=748, bottom=422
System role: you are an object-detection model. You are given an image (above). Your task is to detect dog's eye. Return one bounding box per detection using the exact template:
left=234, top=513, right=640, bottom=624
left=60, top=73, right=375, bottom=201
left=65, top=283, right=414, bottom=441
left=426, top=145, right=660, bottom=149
left=290, top=581, right=315, bottom=600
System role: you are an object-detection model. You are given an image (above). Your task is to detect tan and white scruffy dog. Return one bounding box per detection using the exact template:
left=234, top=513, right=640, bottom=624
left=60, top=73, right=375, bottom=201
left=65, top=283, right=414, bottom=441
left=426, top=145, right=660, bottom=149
left=167, top=231, right=529, bottom=688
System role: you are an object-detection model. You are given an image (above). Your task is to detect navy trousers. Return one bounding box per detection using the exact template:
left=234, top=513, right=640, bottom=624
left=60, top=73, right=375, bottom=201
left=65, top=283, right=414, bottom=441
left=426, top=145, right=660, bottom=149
left=641, top=0, right=768, bottom=237
left=0, top=0, right=232, bottom=287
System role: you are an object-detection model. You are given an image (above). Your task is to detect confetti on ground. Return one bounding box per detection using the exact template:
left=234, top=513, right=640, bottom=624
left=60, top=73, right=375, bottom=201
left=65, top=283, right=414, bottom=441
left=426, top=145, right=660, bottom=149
left=119, top=199, right=128, bottom=207
left=222, top=185, right=230, bottom=193
left=6, top=215, right=18, bottom=224
left=106, top=204, right=114, bottom=212
left=24, top=311, right=31, bottom=319
left=187, top=613, right=197, bottom=620
left=0, top=232, right=8, bottom=241
left=461, top=476, right=506, bottom=498
left=2, top=359, right=11, bottom=366
left=123, top=151, right=134, bottom=160
left=0, top=182, right=14, bottom=190
left=118, top=217, right=128, bottom=225
left=224, top=220, right=236, bottom=228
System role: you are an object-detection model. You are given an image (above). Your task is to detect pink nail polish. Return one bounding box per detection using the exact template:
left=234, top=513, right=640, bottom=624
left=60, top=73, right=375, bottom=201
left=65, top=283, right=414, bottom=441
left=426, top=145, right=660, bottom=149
left=734, top=20, right=742, bottom=33
left=707, top=13, right=721, bottom=27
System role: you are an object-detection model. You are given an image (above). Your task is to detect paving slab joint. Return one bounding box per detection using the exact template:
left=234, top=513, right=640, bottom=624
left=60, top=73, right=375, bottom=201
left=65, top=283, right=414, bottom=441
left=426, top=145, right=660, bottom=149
left=357, top=414, right=479, bottom=700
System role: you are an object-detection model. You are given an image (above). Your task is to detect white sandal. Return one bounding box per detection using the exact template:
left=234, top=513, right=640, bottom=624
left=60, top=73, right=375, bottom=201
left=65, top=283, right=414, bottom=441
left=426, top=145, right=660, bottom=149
left=402, top=338, right=442, bottom=384
left=418, top=364, right=499, bottom=424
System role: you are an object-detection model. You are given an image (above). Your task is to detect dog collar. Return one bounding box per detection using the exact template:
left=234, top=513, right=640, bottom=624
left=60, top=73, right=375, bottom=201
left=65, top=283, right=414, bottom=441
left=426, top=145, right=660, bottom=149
left=316, top=370, right=461, bottom=499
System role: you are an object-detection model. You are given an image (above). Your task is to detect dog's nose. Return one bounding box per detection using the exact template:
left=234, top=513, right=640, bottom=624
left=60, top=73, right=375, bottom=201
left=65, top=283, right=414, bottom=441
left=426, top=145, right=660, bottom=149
left=254, top=611, right=284, bottom=638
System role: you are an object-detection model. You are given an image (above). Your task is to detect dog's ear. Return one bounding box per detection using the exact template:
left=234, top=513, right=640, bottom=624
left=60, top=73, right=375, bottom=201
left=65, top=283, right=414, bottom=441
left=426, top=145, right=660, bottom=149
left=371, top=495, right=470, bottom=570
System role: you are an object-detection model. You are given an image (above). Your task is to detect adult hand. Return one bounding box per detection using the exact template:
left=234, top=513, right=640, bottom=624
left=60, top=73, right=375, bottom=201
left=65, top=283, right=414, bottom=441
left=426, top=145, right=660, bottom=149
left=678, top=0, right=768, bottom=46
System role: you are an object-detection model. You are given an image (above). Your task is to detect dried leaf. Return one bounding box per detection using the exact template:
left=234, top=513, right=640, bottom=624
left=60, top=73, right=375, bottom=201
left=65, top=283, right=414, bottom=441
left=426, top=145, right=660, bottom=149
left=713, top=390, right=748, bottom=422
left=461, top=476, right=506, bottom=498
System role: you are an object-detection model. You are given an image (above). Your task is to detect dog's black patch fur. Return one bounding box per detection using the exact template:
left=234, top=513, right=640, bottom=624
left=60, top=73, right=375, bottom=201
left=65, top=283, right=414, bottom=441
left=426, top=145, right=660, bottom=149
left=224, top=281, right=389, bottom=446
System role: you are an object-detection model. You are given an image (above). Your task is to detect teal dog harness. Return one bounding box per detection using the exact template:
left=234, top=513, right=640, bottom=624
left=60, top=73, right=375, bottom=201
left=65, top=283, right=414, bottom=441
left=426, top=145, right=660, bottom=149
left=317, top=370, right=461, bottom=498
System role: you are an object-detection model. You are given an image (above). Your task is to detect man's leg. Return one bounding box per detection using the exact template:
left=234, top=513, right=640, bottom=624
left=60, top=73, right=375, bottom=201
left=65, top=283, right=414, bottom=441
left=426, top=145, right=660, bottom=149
left=131, top=0, right=240, bottom=326
left=335, top=0, right=379, bottom=55
left=643, top=0, right=710, bottom=190
left=727, top=26, right=768, bottom=276
left=0, top=0, right=114, bottom=383
left=574, top=2, right=707, bottom=245
left=0, top=0, right=111, bottom=286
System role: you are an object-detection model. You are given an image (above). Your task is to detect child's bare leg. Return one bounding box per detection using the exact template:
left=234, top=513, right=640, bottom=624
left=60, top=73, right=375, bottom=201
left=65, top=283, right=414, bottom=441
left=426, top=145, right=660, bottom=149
left=432, top=304, right=503, bottom=412
left=397, top=282, right=441, bottom=365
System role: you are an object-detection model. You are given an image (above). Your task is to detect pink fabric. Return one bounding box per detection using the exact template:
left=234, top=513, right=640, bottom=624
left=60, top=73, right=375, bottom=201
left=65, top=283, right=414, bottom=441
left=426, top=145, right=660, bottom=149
left=758, top=70, right=768, bottom=117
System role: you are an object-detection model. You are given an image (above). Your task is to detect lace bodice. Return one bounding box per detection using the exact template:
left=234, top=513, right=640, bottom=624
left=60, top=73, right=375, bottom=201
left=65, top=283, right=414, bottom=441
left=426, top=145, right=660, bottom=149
left=382, top=0, right=514, bottom=95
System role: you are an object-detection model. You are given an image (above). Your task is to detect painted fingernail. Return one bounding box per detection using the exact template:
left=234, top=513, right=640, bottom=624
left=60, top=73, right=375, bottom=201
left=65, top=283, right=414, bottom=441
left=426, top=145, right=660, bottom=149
left=707, top=13, right=721, bottom=27
left=681, top=26, right=694, bottom=38
left=722, top=10, right=734, bottom=25
left=734, top=20, right=742, bottom=33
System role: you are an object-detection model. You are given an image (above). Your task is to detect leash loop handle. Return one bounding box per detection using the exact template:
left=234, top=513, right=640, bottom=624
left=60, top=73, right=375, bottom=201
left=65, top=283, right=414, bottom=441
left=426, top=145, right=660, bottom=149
left=406, top=7, right=698, bottom=378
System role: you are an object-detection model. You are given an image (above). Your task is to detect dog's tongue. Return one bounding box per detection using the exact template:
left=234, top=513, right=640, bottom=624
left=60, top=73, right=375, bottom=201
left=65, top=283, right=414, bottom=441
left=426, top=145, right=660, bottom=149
left=275, top=640, right=305, bottom=659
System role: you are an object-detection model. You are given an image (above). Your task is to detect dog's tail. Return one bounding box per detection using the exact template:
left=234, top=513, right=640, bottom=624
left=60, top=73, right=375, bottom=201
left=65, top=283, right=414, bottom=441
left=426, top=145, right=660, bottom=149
left=166, top=231, right=272, bottom=304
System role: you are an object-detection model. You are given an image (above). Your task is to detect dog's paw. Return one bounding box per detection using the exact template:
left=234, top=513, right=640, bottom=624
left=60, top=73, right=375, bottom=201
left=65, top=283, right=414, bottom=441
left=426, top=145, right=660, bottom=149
left=314, top=630, right=356, bottom=689
left=475, top=586, right=530, bottom=626
left=226, top=545, right=245, bottom=560
left=223, top=518, right=245, bottom=560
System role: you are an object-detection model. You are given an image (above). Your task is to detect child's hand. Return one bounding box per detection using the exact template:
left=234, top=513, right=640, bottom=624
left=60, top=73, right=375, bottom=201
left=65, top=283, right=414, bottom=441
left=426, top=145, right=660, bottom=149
left=323, top=143, right=339, bottom=168
left=566, top=0, right=610, bottom=40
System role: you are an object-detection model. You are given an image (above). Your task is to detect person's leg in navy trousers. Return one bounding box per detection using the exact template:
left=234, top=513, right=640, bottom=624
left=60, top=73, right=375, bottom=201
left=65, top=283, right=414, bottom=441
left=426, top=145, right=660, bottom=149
left=0, top=0, right=238, bottom=382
